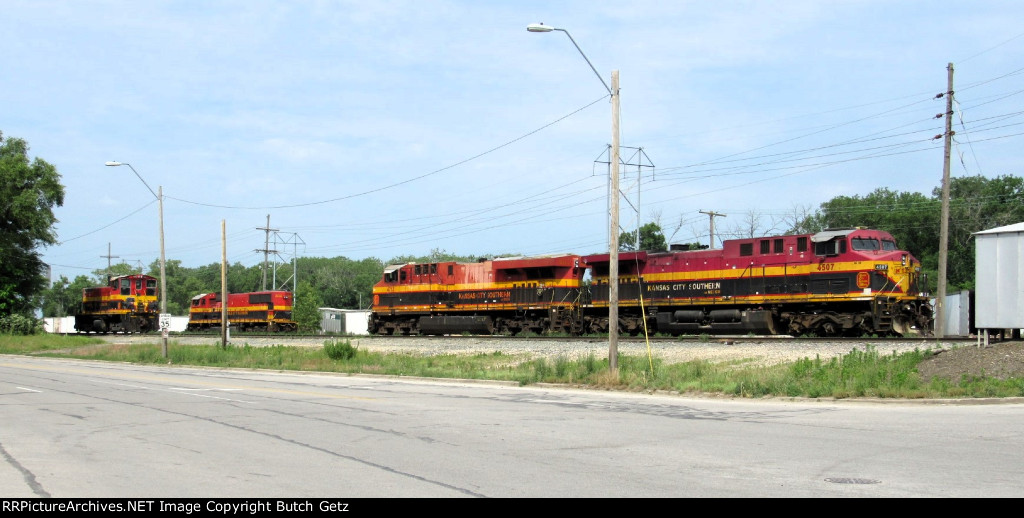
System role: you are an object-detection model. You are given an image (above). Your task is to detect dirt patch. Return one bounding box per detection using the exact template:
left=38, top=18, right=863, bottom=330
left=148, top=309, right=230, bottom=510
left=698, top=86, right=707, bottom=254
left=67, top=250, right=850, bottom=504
left=915, top=340, right=1024, bottom=382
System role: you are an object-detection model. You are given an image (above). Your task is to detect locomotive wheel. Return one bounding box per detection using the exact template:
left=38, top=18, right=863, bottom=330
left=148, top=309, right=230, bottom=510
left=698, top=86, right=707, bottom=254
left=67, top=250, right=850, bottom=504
left=818, top=322, right=838, bottom=337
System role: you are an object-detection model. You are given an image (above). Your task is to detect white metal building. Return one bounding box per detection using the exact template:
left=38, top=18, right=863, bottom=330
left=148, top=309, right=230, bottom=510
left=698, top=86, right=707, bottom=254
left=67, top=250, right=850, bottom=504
left=318, top=308, right=370, bottom=335
left=973, top=222, right=1024, bottom=345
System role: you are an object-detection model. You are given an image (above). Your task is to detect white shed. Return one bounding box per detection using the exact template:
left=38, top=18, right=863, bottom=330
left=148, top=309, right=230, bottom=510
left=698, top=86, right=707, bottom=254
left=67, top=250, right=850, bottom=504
left=973, top=222, right=1024, bottom=344
left=318, top=308, right=370, bottom=335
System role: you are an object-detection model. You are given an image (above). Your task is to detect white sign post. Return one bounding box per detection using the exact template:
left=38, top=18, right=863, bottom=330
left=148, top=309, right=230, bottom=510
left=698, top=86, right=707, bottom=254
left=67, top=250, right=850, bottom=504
left=160, top=313, right=172, bottom=339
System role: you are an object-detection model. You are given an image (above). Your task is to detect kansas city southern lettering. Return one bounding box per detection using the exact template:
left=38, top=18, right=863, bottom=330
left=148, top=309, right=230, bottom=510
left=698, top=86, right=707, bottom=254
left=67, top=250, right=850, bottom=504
left=457, top=291, right=512, bottom=301
left=642, top=282, right=724, bottom=297
left=645, top=282, right=721, bottom=292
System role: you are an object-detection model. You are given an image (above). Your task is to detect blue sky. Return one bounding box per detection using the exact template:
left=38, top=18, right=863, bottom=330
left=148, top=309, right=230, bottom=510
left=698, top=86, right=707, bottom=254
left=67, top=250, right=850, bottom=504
left=4, top=1, right=1023, bottom=285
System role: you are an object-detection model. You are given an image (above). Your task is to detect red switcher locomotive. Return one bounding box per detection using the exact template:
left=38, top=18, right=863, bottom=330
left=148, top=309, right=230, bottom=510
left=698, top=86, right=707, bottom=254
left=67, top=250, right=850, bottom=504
left=369, top=228, right=934, bottom=337
left=584, top=227, right=933, bottom=337
left=186, top=291, right=298, bottom=332
left=74, top=274, right=159, bottom=334
left=368, top=254, right=588, bottom=336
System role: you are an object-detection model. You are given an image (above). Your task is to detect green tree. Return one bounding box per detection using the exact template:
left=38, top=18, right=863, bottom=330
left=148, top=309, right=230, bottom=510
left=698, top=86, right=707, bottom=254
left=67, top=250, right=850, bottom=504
left=96, top=261, right=141, bottom=280
left=293, top=280, right=323, bottom=333
left=387, top=249, right=482, bottom=265
left=40, top=275, right=94, bottom=317
left=941, top=174, right=1024, bottom=291
left=797, top=187, right=940, bottom=290
left=796, top=175, right=1024, bottom=294
left=675, top=242, right=709, bottom=251
left=619, top=222, right=668, bottom=252
left=227, top=262, right=263, bottom=294
left=0, top=132, right=65, bottom=318
left=300, top=256, right=386, bottom=309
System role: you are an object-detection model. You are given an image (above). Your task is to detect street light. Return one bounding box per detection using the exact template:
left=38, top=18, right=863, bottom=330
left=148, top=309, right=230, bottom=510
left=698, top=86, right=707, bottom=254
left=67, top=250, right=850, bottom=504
left=528, top=22, right=621, bottom=371
left=105, top=161, right=168, bottom=359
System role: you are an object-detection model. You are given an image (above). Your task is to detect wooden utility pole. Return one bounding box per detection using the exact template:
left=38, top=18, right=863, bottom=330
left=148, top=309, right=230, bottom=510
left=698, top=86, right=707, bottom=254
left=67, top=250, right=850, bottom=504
left=221, top=220, right=228, bottom=349
left=525, top=24, right=620, bottom=371
left=158, top=186, right=167, bottom=359
left=609, top=70, right=620, bottom=371
left=101, top=242, right=118, bottom=278
left=936, top=63, right=954, bottom=338
left=699, top=210, right=727, bottom=249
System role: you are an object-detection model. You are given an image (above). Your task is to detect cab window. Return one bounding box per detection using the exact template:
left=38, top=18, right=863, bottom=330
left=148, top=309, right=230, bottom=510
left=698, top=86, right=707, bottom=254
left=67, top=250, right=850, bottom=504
left=851, top=237, right=880, bottom=251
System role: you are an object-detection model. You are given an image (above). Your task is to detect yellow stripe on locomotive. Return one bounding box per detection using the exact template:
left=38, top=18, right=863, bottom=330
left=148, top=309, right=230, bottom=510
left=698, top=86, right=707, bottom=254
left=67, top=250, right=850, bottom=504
left=583, top=228, right=932, bottom=337
left=187, top=291, right=297, bottom=332
left=366, top=229, right=932, bottom=337
left=369, top=254, right=587, bottom=336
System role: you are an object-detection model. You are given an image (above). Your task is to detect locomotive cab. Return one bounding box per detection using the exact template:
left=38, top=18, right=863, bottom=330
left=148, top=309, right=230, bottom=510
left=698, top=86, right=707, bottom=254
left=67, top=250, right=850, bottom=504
left=74, top=274, right=159, bottom=334
left=583, top=228, right=933, bottom=338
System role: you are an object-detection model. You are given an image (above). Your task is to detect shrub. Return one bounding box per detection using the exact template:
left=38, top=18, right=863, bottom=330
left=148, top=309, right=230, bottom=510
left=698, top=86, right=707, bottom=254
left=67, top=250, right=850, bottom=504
left=0, top=314, right=44, bottom=335
left=324, top=339, right=356, bottom=360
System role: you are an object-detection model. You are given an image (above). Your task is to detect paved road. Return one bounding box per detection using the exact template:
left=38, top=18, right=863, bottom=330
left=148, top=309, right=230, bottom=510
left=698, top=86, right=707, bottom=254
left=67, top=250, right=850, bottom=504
left=1, top=355, right=1022, bottom=498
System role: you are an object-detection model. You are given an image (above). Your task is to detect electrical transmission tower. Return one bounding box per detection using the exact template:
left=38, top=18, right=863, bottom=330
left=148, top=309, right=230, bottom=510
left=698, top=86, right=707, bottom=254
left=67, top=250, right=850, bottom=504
left=255, top=214, right=278, bottom=290
left=271, top=231, right=306, bottom=291
left=594, top=145, right=655, bottom=250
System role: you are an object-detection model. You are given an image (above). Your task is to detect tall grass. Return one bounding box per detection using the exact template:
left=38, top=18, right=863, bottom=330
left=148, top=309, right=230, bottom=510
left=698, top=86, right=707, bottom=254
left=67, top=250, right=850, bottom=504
left=0, top=334, right=105, bottom=353
left=4, top=336, right=1022, bottom=399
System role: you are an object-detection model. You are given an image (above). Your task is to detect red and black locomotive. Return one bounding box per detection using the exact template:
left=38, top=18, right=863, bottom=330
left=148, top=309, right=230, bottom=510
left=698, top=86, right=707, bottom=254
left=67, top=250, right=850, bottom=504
left=74, top=274, right=159, bottom=334
left=369, top=254, right=587, bottom=336
left=369, top=228, right=934, bottom=337
left=186, top=291, right=298, bottom=332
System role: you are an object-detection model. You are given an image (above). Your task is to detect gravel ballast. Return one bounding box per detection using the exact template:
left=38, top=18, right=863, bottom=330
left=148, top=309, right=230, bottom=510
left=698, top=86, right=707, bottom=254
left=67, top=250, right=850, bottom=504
left=105, top=334, right=961, bottom=368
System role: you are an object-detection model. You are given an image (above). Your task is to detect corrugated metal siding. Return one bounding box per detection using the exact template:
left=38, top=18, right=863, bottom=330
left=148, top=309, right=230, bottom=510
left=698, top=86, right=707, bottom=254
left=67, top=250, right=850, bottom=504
left=937, top=290, right=971, bottom=337
left=320, top=310, right=345, bottom=334
left=974, top=225, right=1024, bottom=329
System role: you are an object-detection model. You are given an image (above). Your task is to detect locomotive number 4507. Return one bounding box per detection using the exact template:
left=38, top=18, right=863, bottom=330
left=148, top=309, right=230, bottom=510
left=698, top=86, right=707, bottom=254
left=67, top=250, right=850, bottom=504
left=816, top=263, right=836, bottom=271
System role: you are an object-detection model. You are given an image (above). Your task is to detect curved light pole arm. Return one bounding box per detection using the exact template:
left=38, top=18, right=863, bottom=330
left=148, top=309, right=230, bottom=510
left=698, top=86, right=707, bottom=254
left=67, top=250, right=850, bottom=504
left=555, top=29, right=612, bottom=95
left=106, top=161, right=159, bottom=201
left=527, top=23, right=611, bottom=95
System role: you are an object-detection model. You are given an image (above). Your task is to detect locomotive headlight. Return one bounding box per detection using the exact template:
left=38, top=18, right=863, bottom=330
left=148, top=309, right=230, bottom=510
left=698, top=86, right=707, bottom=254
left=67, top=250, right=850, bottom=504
left=901, top=254, right=907, bottom=266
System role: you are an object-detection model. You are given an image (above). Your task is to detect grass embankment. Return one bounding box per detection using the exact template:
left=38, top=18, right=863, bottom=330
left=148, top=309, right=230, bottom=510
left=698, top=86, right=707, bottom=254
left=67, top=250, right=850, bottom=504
left=2, top=334, right=1022, bottom=399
